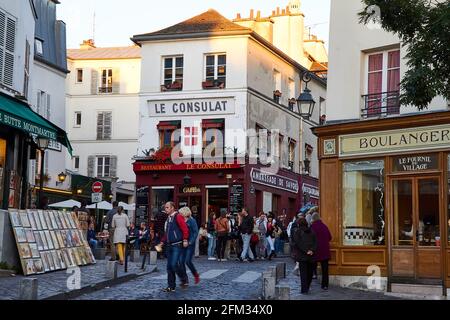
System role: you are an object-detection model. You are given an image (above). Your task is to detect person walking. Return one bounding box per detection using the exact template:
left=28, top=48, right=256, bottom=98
left=293, top=217, right=317, bottom=294
left=158, top=202, right=189, bottom=292
left=239, top=208, right=254, bottom=262
left=178, top=207, right=201, bottom=285
left=104, top=201, right=119, bottom=261
left=256, top=212, right=267, bottom=260
left=111, top=206, right=130, bottom=265
left=215, top=209, right=230, bottom=261
left=207, top=212, right=217, bottom=260
left=266, top=216, right=276, bottom=260
left=311, top=212, right=332, bottom=290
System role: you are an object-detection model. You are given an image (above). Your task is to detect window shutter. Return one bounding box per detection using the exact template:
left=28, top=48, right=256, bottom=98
left=110, top=156, right=118, bottom=178
left=29, top=160, right=36, bottom=186
left=36, top=91, right=41, bottom=114
left=87, top=156, right=95, bottom=177
left=3, top=17, right=15, bottom=86
left=46, top=93, right=51, bottom=120
left=104, top=112, right=112, bottom=139
left=0, top=11, right=5, bottom=81
left=91, top=69, right=98, bottom=94
left=112, top=68, right=120, bottom=93
left=97, top=112, right=104, bottom=140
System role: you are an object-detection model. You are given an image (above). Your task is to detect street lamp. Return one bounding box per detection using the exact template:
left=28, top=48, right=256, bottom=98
left=56, top=172, right=67, bottom=186
left=296, top=72, right=316, bottom=120
left=36, top=137, right=50, bottom=209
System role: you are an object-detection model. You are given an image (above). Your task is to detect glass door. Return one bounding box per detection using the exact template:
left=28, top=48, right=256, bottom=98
left=391, top=176, right=442, bottom=282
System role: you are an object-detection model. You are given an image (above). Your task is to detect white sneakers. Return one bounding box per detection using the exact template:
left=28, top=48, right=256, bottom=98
left=208, top=257, right=217, bottom=261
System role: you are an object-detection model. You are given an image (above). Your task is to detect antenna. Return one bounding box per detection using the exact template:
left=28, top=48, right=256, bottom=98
left=92, top=11, right=96, bottom=42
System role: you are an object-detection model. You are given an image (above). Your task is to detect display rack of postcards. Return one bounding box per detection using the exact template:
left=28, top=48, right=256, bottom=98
left=9, top=209, right=96, bottom=276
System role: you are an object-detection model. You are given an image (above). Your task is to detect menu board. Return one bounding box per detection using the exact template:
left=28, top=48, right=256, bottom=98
left=9, top=209, right=96, bottom=276
left=229, top=185, right=244, bottom=214
left=136, top=186, right=149, bottom=225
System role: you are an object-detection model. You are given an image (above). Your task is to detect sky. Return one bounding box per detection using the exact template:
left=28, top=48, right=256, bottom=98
left=57, top=0, right=331, bottom=49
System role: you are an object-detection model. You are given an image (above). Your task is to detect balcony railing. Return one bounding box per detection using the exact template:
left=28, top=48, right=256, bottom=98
left=361, top=91, right=400, bottom=119
left=98, top=86, right=112, bottom=94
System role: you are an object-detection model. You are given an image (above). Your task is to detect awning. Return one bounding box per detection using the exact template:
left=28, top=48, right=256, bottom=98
left=0, top=92, right=73, bottom=155
left=202, top=119, right=224, bottom=129
left=157, top=120, right=180, bottom=130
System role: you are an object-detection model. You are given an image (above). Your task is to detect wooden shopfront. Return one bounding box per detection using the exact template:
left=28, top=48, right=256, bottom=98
left=313, top=111, right=450, bottom=294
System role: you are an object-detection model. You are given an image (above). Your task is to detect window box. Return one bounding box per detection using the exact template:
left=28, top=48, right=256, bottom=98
left=288, top=98, right=296, bottom=111
left=161, top=81, right=183, bottom=92
left=202, top=80, right=225, bottom=89
left=273, top=90, right=282, bottom=103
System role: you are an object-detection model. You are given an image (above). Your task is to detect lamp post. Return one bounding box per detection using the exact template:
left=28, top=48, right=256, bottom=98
left=36, top=137, right=50, bottom=209
left=56, top=172, right=67, bottom=186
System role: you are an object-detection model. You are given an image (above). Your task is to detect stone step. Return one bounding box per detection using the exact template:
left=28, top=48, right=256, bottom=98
left=390, top=283, right=444, bottom=296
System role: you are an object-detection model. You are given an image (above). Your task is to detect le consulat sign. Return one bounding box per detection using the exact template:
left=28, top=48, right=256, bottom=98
left=340, top=124, right=450, bottom=157
left=148, top=97, right=235, bottom=117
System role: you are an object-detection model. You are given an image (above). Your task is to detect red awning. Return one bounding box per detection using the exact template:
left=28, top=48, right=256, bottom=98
left=157, top=121, right=180, bottom=130
left=202, top=119, right=224, bottom=129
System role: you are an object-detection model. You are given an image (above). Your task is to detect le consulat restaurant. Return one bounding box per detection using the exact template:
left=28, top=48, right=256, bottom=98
left=313, top=110, right=450, bottom=295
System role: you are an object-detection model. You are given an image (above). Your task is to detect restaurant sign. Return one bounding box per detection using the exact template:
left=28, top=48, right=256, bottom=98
left=181, top=186, right=201, bottom=193
left=148, top=97, right=235, bottom=117
left=134, top=162, right=242, bottom=172
left=302, top=183, right=319, bottom=199
left=340, top=124, right=450, bottom=157
left=393, top=154, right=438, bottom=172
left=0, top=110, right=57, bottom=140
left=250, top=168, right=299, bottom=194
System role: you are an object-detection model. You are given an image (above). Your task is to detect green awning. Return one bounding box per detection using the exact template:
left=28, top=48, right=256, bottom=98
left=0, top=92, right=73, bottom=155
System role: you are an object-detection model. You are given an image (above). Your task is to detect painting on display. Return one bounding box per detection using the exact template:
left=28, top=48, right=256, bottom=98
left=8, top=209, right=96, bottom=276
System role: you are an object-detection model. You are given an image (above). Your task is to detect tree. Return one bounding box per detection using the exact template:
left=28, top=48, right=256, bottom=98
left=359, top=0, right=450, bottom=110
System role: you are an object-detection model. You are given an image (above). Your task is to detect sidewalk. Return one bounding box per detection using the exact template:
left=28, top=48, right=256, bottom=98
left=0, top=259, right=157, bottom=300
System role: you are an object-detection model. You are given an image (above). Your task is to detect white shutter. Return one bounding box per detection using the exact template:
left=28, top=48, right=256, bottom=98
left=112, top=68, right=120, bottom=93
left=97, top=112, right=104, bottom=140
left=91, top=69, right=98, bottom=94
left=36, top=91, right=41, bottom=114
left=3, top=16, right=15, bottom=86
left=87, top=156, right=95, bottom=177
left=110, top=156, right=118, bottom=178
left=29, top=160, right=36, bottom=186
left=46, top=93, right=51, bottom=120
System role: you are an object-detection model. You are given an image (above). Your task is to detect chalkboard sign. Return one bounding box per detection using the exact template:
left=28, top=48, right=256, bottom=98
left=229, top=185, right=244, bottom=214
left=136, top=186, right=149, bottom=225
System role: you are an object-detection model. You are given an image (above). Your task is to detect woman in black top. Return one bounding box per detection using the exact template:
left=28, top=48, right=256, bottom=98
left=293, top=218, right=317, bottom=294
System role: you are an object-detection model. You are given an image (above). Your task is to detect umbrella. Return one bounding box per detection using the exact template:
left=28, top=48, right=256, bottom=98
left=87, top=201, right=112, bottom=210
left=48, top=199, right=81, bottom=209
left=119, top=202, right=135, bottom=210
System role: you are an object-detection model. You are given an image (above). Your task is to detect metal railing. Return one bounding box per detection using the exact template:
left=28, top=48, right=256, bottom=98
left=361, top=91, right=400, bottom=119
left=98, top=86, right=112, bottom=94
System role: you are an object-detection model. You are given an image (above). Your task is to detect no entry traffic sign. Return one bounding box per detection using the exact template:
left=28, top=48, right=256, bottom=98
left=92, top=181, right=103, bottom=193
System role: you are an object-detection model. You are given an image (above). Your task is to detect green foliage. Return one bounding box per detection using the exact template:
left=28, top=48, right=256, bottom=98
left=359, top=0, right=450, bottom=110
left=0, top=261, right=9, bottom=270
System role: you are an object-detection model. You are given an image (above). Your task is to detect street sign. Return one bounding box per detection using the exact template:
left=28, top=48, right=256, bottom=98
left=92, top=181, right=103, bottom=193
left=91, top=192, right=102, bottom=203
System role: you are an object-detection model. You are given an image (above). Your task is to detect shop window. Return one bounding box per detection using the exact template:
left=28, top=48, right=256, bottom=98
left=158, top=121, right=181, bottom=148
left=342, top=160, right=385, bottom=246
left=202, top=119, right=225, bottom=157
left=207, top=187, right=229, bottom=221
left=151, top=188, right=174, bottom=219
left=448, top=155, right=450, bottom=245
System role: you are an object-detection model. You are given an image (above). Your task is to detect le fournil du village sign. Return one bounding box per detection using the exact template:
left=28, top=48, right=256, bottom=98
left=148, top=97, right=235, bottom=117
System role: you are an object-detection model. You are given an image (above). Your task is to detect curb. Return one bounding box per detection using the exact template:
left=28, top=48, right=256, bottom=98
left=42, top=265, right=158, bottom=300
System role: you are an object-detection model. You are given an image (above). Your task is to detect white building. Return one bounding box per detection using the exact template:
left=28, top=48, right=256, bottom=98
left=326, top=0, right=447, bottom=121
left=28, top=0, right=71, bottom=204
left=66, top=41, right=141, bottom=203
left=132, top=5, right=326, bottom=225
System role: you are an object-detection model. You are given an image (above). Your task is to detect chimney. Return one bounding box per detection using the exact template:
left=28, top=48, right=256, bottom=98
left=282, top=9, right=286, bottom=15
left=236, top=13, right=241, bottom=19
left=256, top=10, right=261, bottom=19
left=272, top=10, right=276, bottom=16
left=286, top=6, right=290, bottom=14
left=250, top=9, right=254, bottom=19
left=80, top=39, right=95, bottom=49
left=276, top=7, right=280, bottom=15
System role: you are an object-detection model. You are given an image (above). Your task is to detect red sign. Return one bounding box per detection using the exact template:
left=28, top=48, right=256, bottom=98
left=134, top=162, right=242, bottom=172
left=92, top=181, right=103, bottom=193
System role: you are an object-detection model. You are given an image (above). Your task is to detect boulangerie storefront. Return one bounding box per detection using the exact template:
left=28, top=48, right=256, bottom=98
left=313, top=111, right=450, bottom=295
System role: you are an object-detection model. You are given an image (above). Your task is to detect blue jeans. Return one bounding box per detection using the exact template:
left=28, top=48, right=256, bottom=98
left=240, top=233, right=254, bottom=260
left=207, top=236, right=216, bottom=258
left=89, top=239, right=98, bottom=250
left=274, top=238, right=284, bottom=254
left=166, top=244, right=186, bottom=289
left=179, top=244, right=198, bottom=282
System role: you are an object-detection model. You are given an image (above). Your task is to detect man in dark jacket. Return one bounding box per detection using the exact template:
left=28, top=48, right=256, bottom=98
left=293, top=218, right=317, bottom=294
left=311, top=212, right=332, bottom=290
left=239, top=208, right=254, bottom=262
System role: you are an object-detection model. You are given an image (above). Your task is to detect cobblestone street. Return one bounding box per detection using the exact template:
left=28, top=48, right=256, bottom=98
left=73, top=257, right=401, bottom=300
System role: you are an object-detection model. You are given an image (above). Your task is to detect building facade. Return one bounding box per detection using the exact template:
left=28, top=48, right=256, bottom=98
left=66, top=41, right=141, bottom=204
left=132, top=5, right=326, bottom=227
left=313, top=0, right=450, bottom=294
left=0, top=0, right=70, bottom=210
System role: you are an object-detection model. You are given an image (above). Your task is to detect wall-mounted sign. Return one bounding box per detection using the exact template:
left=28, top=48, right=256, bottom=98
left=393, top=154, right=439, bottom=172
left=148, top=98, right=235, bottom=117
left=340, top=124, right=450, bottom=157
left=302, top=183, right=319, bottom=199
left=181, top=186, right=201, bottom=193
left=323, top=139, right=336, bottom=156
left=229, top=185, right=244, bottom=213
left=47, top=140, right=62, bottom=152
left=134, top=162, right=242, bottom=172
left=250, top=168, right=299, bottom=194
